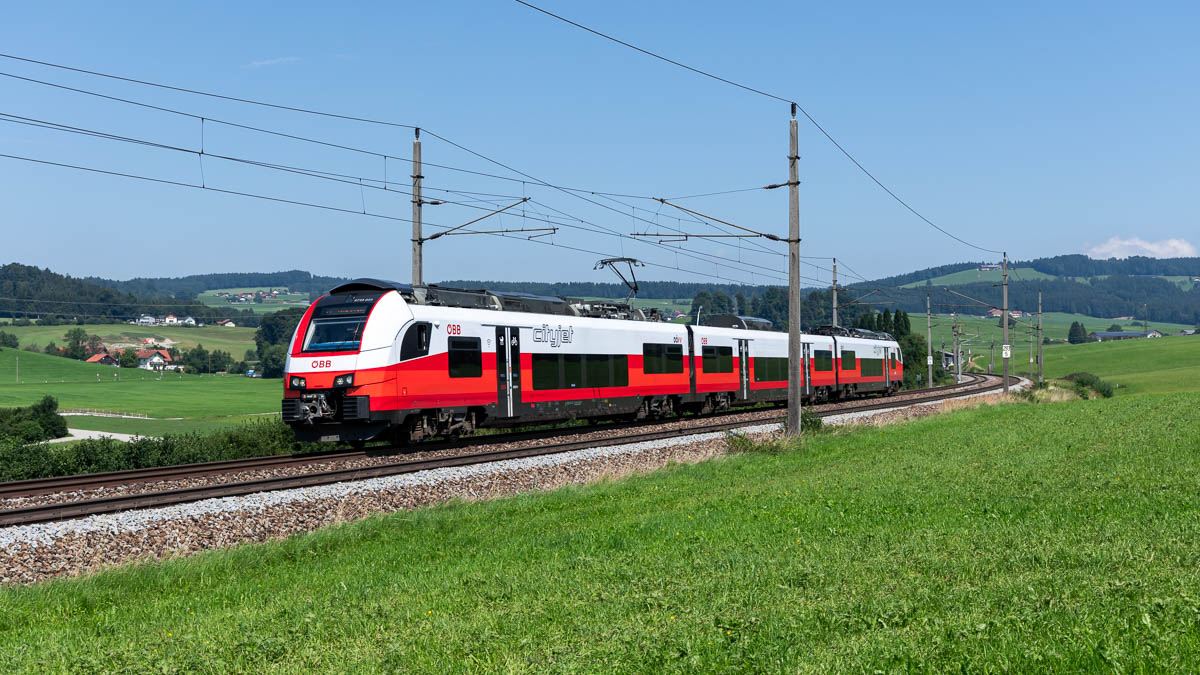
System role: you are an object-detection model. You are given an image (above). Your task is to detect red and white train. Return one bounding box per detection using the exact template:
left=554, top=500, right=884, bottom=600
left=282, top=279, right=903, bottom=444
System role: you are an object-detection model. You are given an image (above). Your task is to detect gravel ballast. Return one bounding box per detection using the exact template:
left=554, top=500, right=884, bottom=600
left=0, top=378, right=1020, bottom=585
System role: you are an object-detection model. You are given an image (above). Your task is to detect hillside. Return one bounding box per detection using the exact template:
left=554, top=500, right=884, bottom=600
left=0, top=264, right=252, bottom=326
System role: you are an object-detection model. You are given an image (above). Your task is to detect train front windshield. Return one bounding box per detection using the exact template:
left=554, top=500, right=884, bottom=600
left=303, top=317, right=367, bottom=352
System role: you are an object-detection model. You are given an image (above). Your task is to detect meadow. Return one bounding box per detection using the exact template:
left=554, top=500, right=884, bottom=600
left=2, top=393, right=1198, bottom=670
left=0, top=322, right=257, bottom=355
left=925, top=311, right=1191, bottom=355
left=0, top=348, right=279, bottom=434
left=197, top=287, right=310, bottom=315
left=1039, top=334, right=1200, bottom=395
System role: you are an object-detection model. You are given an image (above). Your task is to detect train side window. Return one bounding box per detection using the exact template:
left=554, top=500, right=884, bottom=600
left=841, top=350, right=857, bottom=370
left=643, top=344, right=663, bottom=374
left=563, top=354, right=583, bottom=388
left=448, top=337, right=482, bottom=378
left=703, top=346, right=733, bottom=373
left=613, top=355, right=629, bottom=387
left=861, top=358, right=884, bottom=377
left=585, top=354, right=611, bottom=388
left=664, top=344, right=683, bottom=374
left=753, top=357, right=787, bottom=382
left=532, top=353, right=560, bottom=390
left=399, top=322, right=431, bottom=361
left=813, top=349, right=833, bottom=372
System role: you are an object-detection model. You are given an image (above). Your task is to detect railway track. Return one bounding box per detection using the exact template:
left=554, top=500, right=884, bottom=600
left=0, top=373, right=1005, bottom=527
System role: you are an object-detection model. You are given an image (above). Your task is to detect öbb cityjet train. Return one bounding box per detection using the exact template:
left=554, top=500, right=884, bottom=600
left=281, top=279, right=903, bottom=444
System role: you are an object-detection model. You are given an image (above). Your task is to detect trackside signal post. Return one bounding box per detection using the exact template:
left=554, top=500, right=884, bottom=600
left=925, top=294, right=933, bottom=389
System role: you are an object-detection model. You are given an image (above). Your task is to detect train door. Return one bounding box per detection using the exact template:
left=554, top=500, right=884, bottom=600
left=884, top=347, right=891, bottom=390
left=495, top=326, right=522, bottom=417
left=737, top=339, right=750, bottom=400
left=803, top=343, right=812, bottom=396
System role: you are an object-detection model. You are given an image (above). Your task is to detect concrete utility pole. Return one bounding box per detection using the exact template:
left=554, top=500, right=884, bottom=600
left=1028, top=324, right=1035, bottom=379
left=831, top=258, right=838, bottom=328
left=786, top=105, right=803, bottom=437
left=411, top=128, right=423, bottom=286
left=989, top=341, right=995, bottom=375
left=1037, top=290, right=1044, bottom=384
left=1002, top=251, right=1010, bottom=393
left=925, top=294, right=933, bottom=389
left=953, top=314, right=962, bottom=382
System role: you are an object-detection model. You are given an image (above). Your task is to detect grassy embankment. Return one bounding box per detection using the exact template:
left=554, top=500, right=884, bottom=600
left=2, top=392, right=1199, bottom=669
left=0, top=348, right=278, bottom=435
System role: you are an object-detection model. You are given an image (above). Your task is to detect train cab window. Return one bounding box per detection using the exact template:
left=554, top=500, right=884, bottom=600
left=813, top=349, right=833, bottom=372
left=399, top=322, right=431, bottom=361
left=448, top=337, right=482, bottom=378
left=841, top=350, right=857, bottom=370
left=702, top=346, right=734, bottom=373
left=643, top=343, right=684, bottom=374
left=890, top=353, right=897, bottom=369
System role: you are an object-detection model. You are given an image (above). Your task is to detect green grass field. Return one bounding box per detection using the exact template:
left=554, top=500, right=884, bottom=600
left=3, top=393, right=1199, bottom=670
left=1039, top=334, right=1200, bottom=395
left=0, top=348, right=278, bottom=431
left=0, top=322, right=257, bottom=355
left=899, top=266, right=1056, bottom=288
left=926, top=311, right=1191, bottom=354
left=197, top=287, right=311, bottom=315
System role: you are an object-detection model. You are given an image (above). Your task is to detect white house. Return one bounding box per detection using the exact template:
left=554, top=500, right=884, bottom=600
left=182, top=316, right=196, bottom=326
left=136, top=349, right=172, bottom=371
left=163, top=314, right=178, bottom=325
left=137, top=314, right=156, bottom=326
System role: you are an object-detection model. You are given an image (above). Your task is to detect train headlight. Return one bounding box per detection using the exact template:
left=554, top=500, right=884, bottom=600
left=289, top=376, right=306, bottom=389
left=333, top=374, right=355, bottom=387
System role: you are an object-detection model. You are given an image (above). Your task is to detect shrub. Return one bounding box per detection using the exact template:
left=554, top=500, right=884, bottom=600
left=1062, top=372, right=1115, bottom=399
left=0, top=419, right=312, bottom=482
left=0, top=395, right=68, bottom=443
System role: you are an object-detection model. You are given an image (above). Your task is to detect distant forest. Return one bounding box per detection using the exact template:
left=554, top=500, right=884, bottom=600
left=0, top=264, right=260, bottom=326
left=5, top=251, right=1198, bottom=330
left=86, top=270, right=348, bottom=301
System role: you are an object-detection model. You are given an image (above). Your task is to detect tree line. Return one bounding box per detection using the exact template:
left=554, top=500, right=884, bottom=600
left=0, top=264, right=262, bottom=326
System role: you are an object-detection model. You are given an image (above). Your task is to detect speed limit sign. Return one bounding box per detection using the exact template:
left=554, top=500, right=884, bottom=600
left=1001, top=344, right=1011, bottom=359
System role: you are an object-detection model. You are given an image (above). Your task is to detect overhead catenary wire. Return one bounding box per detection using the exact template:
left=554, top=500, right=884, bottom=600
left=507, top=0, right=1004, bottom=256
left=0, top=110, right=793, bottom=285
left=0, top=53, right=844, bottom=280
left=0, top=151, right=777, bottom=287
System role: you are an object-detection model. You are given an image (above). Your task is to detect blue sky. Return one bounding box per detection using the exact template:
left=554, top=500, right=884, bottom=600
left=1, top=1, right=1196, bottom=286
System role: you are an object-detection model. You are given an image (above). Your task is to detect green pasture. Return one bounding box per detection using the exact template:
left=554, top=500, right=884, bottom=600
left=926, top=311, right=1190, bottom=353
left=0, top=348, right=278, bottom=425
left=899, top=266, right=1056, bottom=288
left=1039, top=334, right=1200, bottom=395
left=59, top=413, right=279, bottom=436
left=4, top=393, right=1199, bottom=670
left=0, top=322, right=257, bottom=355
left=197, top=287, right=310, bottom=315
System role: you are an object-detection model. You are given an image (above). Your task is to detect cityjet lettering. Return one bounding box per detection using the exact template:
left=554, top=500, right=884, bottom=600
left=532, top=324, right=574, bottom=347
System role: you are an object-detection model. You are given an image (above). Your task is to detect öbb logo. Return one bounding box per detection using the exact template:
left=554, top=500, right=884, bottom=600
left=447, top=324, right=463, bottom=335
left=310, top=360, right=332, bottom=369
